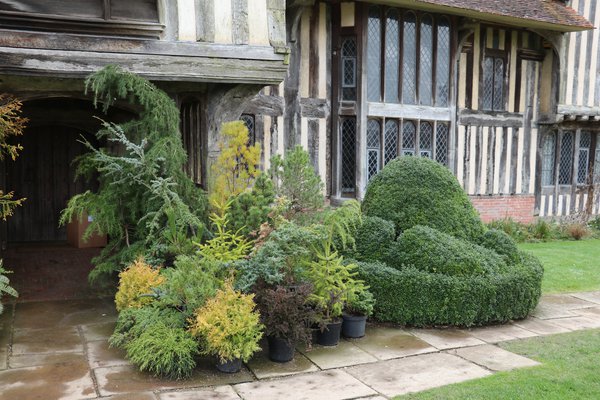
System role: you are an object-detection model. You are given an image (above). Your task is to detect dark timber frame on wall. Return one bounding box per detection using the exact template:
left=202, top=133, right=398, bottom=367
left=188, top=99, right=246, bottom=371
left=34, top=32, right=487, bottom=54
left=331, top=2, right=362, bottom=199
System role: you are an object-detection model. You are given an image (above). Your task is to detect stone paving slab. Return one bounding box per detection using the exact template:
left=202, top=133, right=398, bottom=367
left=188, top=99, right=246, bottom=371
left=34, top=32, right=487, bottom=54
left=87, top=339, right=129, bottom=369
left=541, top=294, right=597, bottom=309
left=573, top=306, right=600, bottom=318
left=409, top=328, right=485, bottom=350
left=531, top=305, right=577, bottom=320
left=234, top=369, right=376, bottom=400
left=299, top=340, right=377, bottom=369
left=570, top=291, right=600, bottom=305
left=511, top=317, right=571, bottom=335
left=159, top=385, right=240, bottom=399
left=95, top=363, right=253, bottom=397
left=9, top=352, right=86, bottom=369
left=349, top=326, right=436, bottom=360
left=105, top=392, right=157, bottom=400
left=13, top=299, right=116, bottom=330
left=465, top=324, right=538, bottom=343
left=532, top=295, right=596, bottom=320
left=0, top=360, right=96, bottom=400
left=12, top=326, right=83, bottom=355
left=81, top=321, right=116, bottom=342
left=547, top=316, right=600, bottom=331
left=449, top=344, right=540, bottom=372
left=246, top=347, right=318, bottom=379
left=347, top=352, right=491, bottom=397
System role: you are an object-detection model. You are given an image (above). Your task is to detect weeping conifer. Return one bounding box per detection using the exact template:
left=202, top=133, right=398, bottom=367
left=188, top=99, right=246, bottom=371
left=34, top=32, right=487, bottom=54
left=60, top=65, right=207, bottom=284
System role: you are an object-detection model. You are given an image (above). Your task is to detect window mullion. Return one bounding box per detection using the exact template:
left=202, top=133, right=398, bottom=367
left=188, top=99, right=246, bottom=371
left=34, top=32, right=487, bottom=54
left=104, top=0, right=111, bottom=20
left=415, top=15, right=421, bottom=104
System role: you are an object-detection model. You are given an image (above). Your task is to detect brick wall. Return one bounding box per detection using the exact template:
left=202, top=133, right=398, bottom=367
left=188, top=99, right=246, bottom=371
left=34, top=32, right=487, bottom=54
left=470, top=195, right=536, bottom=224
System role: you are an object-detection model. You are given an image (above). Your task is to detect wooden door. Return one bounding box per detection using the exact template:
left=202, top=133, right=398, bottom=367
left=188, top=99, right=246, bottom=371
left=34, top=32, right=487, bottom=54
left=5, top=125, right=94, bottom=242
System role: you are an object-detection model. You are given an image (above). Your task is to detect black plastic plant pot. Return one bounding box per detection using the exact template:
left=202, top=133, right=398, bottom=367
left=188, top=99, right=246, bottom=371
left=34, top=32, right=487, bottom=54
left=342, top=314, right=367, bottom=338
left=267, top=335, right=295, bottom=363
left=216, top=358, right=242, bottom=373
left=317, top=320, right=342, bottom=346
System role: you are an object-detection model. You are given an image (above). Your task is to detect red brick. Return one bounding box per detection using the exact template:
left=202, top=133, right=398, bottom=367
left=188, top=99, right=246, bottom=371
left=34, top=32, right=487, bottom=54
left=469, top=195, right=535, bottom=224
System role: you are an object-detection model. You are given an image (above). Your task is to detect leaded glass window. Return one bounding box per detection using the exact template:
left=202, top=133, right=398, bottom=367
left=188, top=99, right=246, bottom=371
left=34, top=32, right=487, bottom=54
left=365, top=10, right=451, bottom=107
left=240, top=114, right=255, bottom=144
left=384, top=120, right=399, bottom=165
left=578, top=131, right=592, bottom=184
left=435, top=123, right=449, bottom=165
left=384, top=10, right=400, bottom=103
left=367, top=119, right=381, bottom=181
left=367, top=7, right=382, bottom=102
left=419, top=122, right=433, bottom=158
left=436, top=18, right=451, bottom=107
left=482, top=55, right=506, bottom=111
left=402, top=12, right=417, bottom=105
left=419, top=15, right=433, bottom=106
left=541, top=134, right=556, bottom=186
left=341, top=37, right=357, bottom=101
left=402, top=121, right=416, bottom=155
left=558, top=131, right=574, bottom=185
left=340, top=118, right=356, bottom=193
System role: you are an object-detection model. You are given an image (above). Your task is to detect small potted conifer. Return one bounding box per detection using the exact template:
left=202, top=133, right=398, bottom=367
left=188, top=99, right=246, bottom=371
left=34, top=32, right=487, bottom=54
left=307, top=247, right=365, bottom=346
left=190, top=281, right=263, bottom=373
left=342, top=288, right=375, bottom=338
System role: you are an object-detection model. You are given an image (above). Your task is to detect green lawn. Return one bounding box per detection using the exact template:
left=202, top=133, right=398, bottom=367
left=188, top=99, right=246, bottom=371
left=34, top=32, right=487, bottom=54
left=518, top=239, right=600, bottom=294
left=397, top=329, right=600, bottom=400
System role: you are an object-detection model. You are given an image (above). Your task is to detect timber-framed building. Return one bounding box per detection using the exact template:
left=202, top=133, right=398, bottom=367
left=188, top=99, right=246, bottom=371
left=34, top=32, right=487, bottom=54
left=0, top=0, right=597, bottom=246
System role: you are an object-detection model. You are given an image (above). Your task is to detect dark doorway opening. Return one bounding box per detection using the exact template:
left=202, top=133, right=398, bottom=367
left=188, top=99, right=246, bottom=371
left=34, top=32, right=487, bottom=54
left=0, top=97, right=134, bottom=301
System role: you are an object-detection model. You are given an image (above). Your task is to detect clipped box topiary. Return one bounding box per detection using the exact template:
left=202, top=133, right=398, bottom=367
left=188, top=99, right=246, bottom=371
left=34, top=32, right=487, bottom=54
left=361, top=157, right=485, bottom=242
left=477, top=228, right=521, bottom=264
left=356, top=255, right=543, bottom=327
left=384, top=225, right=506, bottom=276
left=354, top=216, right=396, bottom=262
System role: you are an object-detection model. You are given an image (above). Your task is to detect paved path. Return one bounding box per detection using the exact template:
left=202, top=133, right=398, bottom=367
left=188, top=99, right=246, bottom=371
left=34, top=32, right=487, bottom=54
left=1, top=291, right=600, bottom=400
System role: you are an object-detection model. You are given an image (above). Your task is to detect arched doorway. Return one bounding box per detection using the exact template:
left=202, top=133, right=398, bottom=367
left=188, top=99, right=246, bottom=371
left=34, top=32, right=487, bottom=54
left=1, top=97, right=134, bottom=300
left=3, top=97, right=134, bottom=244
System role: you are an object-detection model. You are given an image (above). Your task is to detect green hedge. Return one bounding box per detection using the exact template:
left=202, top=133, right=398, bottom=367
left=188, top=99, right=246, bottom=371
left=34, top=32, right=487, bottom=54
left=354, top=216, right=396, bottom=262
left=384, top=225, right=506, bottom=276
left=362, top=157, right=485, bottom=241
left=357, top=254, right=543, bottom=327
left=478, top=229, right=520, bottom=263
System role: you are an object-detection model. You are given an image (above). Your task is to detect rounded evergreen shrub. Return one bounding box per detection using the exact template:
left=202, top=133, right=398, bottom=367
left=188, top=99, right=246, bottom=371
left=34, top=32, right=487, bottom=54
left=478, top=229, right=520, bottom=263
left=125, top=323, right=198, bottom=379
left=357, top=255, right=543, bottom=327
left=354, top=216, right=396, bottom=262
left=362, top=157, right=485, bottom=241
left=384, top=225, right=506, bottom=276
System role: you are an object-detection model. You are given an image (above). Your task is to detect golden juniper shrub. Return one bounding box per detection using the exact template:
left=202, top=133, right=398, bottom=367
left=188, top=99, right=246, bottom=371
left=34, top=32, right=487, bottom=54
left=115, top=257, right=165, bottom=311
left=189, top=280, right=263, bottom=363
left=210, top=121, right=261, bottom=207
